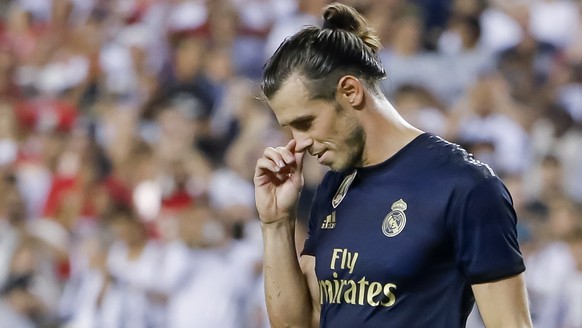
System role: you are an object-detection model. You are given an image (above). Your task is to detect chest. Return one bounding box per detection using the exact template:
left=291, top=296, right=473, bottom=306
left=312, top=174, right=456, bottom=285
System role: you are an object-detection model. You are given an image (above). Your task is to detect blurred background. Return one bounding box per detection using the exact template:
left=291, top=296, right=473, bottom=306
left=0, top=0, right=580, bottom=327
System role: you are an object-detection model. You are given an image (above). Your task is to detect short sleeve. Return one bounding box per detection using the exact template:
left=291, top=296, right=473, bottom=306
left=301, top=187, right=321, bottom=257
left=300, top=171, right=339, bottom=257
left=452, top=177, right=526, bottom=284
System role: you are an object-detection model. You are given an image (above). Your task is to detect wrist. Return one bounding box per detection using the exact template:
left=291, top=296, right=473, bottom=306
left=260, top=217, right=297, bottom=247
left=260, top=216, right=296, bottom=230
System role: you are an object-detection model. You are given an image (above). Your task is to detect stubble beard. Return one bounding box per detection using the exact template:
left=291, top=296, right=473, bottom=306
left=329, top=123, right=366, bottom=172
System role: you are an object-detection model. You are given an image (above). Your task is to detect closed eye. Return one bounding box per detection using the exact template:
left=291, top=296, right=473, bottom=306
left=289, top=116, right=314, bottom=131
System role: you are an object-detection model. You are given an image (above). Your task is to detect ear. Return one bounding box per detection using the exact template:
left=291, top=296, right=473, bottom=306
left=336, top=75, right=364, bottom=108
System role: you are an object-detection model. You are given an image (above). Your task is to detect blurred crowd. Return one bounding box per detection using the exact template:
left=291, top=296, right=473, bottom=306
left=0, top=0, right=580, bottom=327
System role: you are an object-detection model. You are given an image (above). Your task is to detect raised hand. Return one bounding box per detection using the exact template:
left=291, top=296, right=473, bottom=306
left=254, top=139, right=306, bottom=224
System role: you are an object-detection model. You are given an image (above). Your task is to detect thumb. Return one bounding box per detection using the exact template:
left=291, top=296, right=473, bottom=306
left=294, top=149, right=306, bottom=173
left=287, top=139, right=306, bottom=173
left=289, top=149, right=306, bottom=190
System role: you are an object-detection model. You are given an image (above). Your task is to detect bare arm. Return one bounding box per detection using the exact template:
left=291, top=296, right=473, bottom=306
left=262, top=221, right=320, bottom=327
left=255, top=140, right=319, bottom=327
left=300, top=255, right=321, bottom=327
left=472, top=273, right=532, bottom=328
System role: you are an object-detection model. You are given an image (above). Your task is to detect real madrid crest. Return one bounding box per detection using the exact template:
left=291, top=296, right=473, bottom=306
left=382, top=199, right=407, bottom=237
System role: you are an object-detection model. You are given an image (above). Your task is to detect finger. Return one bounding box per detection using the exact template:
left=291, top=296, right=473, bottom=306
left=292, top=149, right=306, bottom=176
left=275, top=146, right=295, bottom=165
left=275, top=172, right=291, bottom=181
left=255, top=158, right=286, bottom=186
left=255, top=157, right=281, bottom=176
left=295, top=149, right=306, bottom=168
left=263, top=147, right=286, bottom=169
left=285, top=139, right=296, bottom=152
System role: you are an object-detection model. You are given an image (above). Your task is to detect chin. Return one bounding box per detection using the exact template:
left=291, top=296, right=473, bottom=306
left=323, top=151, right=359, bottom=172
left=327, top=160, right=351, bottom=172
left=327, top=165, right=342, bottom=172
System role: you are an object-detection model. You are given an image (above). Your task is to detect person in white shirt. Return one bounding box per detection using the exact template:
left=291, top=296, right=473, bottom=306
left=539, top=226, right=582, bottom=328
left=101, top=208, right=163, bottom=328
left=161, top=205, right=262, bottom=328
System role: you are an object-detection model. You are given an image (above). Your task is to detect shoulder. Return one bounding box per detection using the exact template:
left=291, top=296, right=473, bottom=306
left=414, top=134, right=510, bottom=212
left=423, top=134, right=496, bottom=184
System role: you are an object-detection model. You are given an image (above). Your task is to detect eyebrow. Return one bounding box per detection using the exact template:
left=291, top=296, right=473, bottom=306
left=280, top=114, right=315, bottom=127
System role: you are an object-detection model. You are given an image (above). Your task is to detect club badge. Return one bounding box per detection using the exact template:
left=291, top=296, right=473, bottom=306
left=382, top=199, right=407, bottom=237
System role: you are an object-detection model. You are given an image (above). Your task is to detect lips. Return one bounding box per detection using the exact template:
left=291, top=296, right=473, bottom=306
left=309, top=148, right=329, bottom=164
left=311, top=151, right=324, bottom=159
left=316, top=151, right=328, bottom=163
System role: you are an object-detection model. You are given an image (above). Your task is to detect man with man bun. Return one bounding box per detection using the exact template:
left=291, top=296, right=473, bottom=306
left=254, top=2, right=532, bottom=327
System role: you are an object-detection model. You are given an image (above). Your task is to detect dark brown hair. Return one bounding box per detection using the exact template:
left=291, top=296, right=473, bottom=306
left=261, top=3, right=386, bottom=100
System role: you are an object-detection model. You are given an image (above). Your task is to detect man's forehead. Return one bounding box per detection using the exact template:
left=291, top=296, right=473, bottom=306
left=267, top=75, right=312, bottom=124
left=269, top=75, right=311, bottom=104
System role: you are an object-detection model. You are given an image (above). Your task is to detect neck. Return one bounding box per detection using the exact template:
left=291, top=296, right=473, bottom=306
left=358, top=96, right=423, bottom=167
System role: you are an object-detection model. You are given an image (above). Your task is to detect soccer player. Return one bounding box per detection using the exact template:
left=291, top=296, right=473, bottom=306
left=253, top=3, right=533, bottom=328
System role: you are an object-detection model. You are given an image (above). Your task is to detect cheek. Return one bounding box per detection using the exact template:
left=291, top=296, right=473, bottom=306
left=320, top=114, right=352, bottom=144
left=343, top=120, right=365, bottom=146
left=312, top=118, right=337, bottom=142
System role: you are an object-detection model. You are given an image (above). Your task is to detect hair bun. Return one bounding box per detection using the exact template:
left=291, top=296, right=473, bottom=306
left=322, top=3, right=360, bottom=33
left=322, top=3, right=382, bottom=52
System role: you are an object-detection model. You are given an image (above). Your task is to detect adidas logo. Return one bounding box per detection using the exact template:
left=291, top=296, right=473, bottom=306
left=321, top=212, right=336, bottom=229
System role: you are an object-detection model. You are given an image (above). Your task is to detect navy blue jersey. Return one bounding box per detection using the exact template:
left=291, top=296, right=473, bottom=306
left=302, top=133, right=525, bottom=327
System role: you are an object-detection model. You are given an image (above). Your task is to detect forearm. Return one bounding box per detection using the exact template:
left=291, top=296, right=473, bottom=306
left=473, top=273, right=533, bottom=328
left=262, top=219, right=314, bottom=328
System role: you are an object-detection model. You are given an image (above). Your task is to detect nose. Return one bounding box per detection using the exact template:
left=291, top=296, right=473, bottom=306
left=291, top=131, right=313, bottom=153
